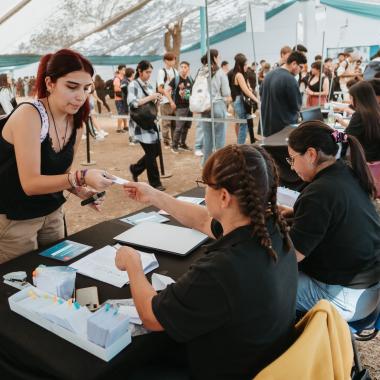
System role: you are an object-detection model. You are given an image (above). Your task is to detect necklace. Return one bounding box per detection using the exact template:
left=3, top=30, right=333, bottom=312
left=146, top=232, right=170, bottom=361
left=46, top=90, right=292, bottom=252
left=46, top=96, right=69, bottom=151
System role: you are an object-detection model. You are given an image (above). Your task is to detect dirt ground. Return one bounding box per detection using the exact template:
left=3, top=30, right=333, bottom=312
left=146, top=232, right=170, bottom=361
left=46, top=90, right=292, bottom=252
left=65, top=114, right=379, bottom=379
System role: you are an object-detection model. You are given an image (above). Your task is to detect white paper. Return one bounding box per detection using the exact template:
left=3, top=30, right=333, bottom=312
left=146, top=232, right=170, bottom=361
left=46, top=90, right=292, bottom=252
left=70, top=246, right=158, bottom=288
left=277, top=187, right=300, bottom=208
left=119, top=305, right=142, bottom=325
left=112, top=176, right=129, bottom=185
left=159, top=196, right=205, bottom=215
left=151, top=273, right=175, bottom=292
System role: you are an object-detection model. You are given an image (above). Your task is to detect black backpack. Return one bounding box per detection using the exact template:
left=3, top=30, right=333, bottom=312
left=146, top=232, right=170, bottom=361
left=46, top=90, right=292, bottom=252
left=105, top=79, right=115, bottom=99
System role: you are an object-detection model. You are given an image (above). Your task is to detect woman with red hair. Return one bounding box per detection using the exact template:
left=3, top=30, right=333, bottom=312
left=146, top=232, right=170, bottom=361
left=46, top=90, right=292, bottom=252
left=0, top=49, right=114, bottom=263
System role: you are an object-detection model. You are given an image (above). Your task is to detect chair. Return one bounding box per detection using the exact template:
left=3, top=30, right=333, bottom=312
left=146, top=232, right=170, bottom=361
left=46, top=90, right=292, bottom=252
left=300, top=107, right=324, bottom=122
left=367, top=161, right=380, bottom=199
left=254, top=300, right=353, bottom=380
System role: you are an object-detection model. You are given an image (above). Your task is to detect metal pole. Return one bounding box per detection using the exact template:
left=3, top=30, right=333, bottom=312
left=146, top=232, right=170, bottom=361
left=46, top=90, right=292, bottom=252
left=248, top=3, right=263, bottom=139
left=318, top=30, right=326, bottom=107
left=81, top=118, right=96, bottom=166
left=200, top=6, right=206, bottom=55
left=204, top=0, right=216, bottom=152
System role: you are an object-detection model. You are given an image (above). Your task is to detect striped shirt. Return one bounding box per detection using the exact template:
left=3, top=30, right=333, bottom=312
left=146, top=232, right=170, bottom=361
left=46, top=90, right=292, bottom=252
left=127, top=78, right=159, bottom=144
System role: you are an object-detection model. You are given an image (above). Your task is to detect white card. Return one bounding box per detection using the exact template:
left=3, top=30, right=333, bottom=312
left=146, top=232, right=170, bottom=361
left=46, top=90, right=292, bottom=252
left=112, top=176, right=129, bottom=185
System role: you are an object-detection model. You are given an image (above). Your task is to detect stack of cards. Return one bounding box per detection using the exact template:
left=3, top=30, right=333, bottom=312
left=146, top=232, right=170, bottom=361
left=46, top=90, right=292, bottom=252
left=32, top=265, right=77, bottom=300
left=87, top=304, right=130, bottom=348
left=120, top=212, right=169, bottom=225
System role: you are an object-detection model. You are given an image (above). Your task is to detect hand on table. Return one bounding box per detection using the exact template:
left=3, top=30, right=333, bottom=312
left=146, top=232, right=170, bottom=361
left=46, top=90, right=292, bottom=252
left=115, top=246, right=142, bottom=272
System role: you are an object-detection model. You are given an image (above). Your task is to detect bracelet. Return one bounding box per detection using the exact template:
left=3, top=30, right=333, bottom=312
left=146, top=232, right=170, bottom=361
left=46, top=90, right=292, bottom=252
left=67, top=172, right=77, bottom=188
left=81, top=169, right=88, bottom=186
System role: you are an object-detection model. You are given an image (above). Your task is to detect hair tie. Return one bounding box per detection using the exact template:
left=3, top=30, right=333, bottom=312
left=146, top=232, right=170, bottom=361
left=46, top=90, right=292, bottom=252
left=331, top=130, right=348, bottom=143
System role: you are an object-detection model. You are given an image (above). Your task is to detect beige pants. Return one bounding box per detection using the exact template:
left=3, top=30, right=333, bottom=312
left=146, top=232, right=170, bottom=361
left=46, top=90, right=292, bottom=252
left=0, top=207, right=65, bottom=264
left=160, top=103, right=175, bottom=146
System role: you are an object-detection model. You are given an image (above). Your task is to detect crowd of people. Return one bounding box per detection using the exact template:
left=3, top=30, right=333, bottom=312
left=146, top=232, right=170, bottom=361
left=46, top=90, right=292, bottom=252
left=0, top=45, right=379, bottom=380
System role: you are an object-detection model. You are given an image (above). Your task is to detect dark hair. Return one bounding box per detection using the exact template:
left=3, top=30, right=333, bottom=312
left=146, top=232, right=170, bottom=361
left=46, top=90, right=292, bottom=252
left=125, top=67, right=135, bottom=78
left=338, top=52, right=345, bottom=58
left=201, top=49, right=219, bottom=76
left=163, top=52, right=176, bottom=61
left=117, top=64, right=126, bottom=71
left=0, top=74, right=9, bottom=88
left=35, top=49, right=94, bottom=129
left=293, top=44, right=308, bottom=53
left=349, top=81, right=380, bottom=142
left=180, top=61, right=190, bottom=66
left=314, top=54, right=322, bottom=61
left=221, top=60, right=229, bottom=67
left=232, top=53, right=247, bottom=82
left=368, top=78, right=380, bottom=96
left=311, top=61, right=322, bottom=71
left=288, top=121, right=377, bottom=198
left=94, top=74, right=104, bottom=89
left=260, top=59, right=266, bottom=64
left=346, top=77, right=361, bottom=89
left=324, top=57, right=332, bottom=63
left=286, top=51, right=307, bottom=65
left=203, top=144, right=291, bottom=261
left=134, top=60, right=153, bottom=79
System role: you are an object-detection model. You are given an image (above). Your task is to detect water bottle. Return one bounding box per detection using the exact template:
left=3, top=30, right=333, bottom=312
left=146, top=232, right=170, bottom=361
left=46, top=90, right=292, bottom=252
left=328, top=104, right=335, bottom=124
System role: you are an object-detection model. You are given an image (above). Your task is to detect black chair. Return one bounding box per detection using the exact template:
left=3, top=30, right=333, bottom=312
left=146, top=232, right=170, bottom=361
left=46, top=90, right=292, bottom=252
left=300, top=107, right=324, bottom=122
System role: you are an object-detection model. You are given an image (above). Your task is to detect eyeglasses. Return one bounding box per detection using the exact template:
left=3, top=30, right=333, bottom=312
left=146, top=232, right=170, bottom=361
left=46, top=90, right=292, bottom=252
left=195, top=179, right=218, bottom=189
left=286, top=152, right=302, bottom=166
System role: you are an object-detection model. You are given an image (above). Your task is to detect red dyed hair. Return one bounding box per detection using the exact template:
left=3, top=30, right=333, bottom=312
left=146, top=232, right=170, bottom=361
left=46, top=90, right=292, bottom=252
left=35, top=49, right=94, bottom=129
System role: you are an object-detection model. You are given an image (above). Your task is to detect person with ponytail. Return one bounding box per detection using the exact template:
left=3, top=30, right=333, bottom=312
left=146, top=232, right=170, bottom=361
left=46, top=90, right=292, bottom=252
left=283, top=121, right=380, bottom=321
left=114, top=145, right=297, bottom=380
left=0, top=49, right=114, bottom=263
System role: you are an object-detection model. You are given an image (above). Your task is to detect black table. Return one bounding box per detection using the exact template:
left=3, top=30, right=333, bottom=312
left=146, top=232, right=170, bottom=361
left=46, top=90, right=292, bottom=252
left=0, top=188, right=205, bottom=380
left=260, top=126, right=304, bottom=191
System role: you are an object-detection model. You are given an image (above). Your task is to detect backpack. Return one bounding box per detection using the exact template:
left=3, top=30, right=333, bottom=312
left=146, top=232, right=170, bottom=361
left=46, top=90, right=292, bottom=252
left=189, top=67, right=210, bottom=113
left=105, top=79, right=115, bottom=99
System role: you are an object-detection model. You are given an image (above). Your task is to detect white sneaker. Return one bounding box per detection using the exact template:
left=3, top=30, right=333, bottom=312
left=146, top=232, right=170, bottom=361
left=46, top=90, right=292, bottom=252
left=100, top=130, right=109, bottom=137
left=194, top=149, right=203, bottom=157
left=95, top=133, right=104, bottom=141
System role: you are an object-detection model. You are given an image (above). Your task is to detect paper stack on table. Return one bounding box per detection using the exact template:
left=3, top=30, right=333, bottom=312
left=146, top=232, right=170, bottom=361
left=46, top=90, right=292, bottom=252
left=87, top=304, right=130, bottom=348
left=159, top=196, right=205, bottom=215
left=70, top=246, right=159, bottom=288
left=277, top=187, right=300, bottom=208
left=120, top=211, right=169, bottom=225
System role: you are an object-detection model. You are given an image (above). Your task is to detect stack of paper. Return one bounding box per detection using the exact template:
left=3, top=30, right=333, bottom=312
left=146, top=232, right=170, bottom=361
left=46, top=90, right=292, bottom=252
left=70, top=246, right=159, bottom=288
left=277, top=187, right=300, bottom=208
left=159, top=196, right=205, bottom=215
left=120, top=212, right=169, bottom=225
left=33, top=265, right=77, bottom=300
left=87, top=304, right=130, bottom=348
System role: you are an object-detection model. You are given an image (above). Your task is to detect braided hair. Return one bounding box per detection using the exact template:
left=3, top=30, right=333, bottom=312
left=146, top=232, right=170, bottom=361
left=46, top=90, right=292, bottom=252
left=203, top=144, right=291, bottom=261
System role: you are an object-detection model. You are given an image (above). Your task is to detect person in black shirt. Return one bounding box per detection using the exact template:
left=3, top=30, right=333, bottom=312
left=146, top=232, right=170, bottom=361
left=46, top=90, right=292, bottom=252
left=260, top=51, right=306, bottom=137
left=340, top=81, right=380, bottom=162
left=0, top=49, right=114, bottom=263
left=168, top=61, right=193, bottom=153
left=281, top=121, right=380, bottom=321
left=116, top=144, right=298, bottom=380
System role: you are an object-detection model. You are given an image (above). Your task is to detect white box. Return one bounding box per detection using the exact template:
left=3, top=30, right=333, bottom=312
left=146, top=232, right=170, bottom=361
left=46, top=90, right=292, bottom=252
left=8, top=286, right=131, bottom=362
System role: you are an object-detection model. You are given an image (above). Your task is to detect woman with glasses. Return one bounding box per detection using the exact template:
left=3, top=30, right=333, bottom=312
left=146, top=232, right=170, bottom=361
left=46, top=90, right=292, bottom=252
left=115, top=144, right=297, bottom=380
left=282, top=121, right=380, bottom=321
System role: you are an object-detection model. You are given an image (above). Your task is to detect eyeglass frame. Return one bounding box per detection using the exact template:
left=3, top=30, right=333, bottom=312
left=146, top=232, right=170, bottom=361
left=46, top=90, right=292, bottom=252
left=195, top=179, right=219, bottom=189
left=286, top=152, right=302, bottom=166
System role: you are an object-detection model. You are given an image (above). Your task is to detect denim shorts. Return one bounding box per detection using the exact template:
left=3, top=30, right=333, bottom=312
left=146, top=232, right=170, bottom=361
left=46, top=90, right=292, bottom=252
left=115, top=100, right=127, bottom=115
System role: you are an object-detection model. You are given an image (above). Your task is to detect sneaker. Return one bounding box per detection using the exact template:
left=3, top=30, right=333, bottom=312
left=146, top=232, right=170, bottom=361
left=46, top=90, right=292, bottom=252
left=123, top=126, right=129, bottom=131
left=100, top=130, right=109, bottom=137
left=179, top=143, right=192, bottom=152
left=129, top=165, right=138, bottom=182
left=194, top=149, right=204, bottom=157
left=153, top=184, right=166, bottom=191
left=129, top=141, right=137, bottom=146
left=171, top=146, right=180, bottom=154
left=95, top=133, right=104, bottom=141
left=116, top=129, right=123, bottom=133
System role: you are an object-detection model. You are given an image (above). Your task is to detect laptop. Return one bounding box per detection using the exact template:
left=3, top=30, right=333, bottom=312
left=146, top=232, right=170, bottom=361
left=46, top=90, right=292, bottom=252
left=114, top=221, right=209, bottom=256
left=300, top=107, right=324, bottom=122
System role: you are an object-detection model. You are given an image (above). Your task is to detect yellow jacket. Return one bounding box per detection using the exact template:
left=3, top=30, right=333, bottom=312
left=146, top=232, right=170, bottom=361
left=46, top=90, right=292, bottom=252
left=254, top=300, right=353, bottom=380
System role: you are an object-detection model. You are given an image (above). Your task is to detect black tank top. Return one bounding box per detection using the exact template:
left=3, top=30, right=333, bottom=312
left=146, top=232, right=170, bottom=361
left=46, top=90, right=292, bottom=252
left=307, top=75, right=326, bottom=92
left=0, top=101, right=76, bottom=220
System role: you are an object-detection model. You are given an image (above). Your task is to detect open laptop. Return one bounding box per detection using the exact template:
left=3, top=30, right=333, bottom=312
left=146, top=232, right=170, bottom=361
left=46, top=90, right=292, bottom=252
left=300, top=107, right=324, bottom=122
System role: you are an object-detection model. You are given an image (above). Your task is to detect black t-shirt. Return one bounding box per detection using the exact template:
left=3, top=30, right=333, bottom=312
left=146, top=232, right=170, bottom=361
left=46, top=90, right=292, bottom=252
left=290, top=161, right=380, bottom=288
left=169, top=76, right=193, bottom=108
left=152, top=219, right=297, bottom=380
left=260, top=68, right=302, bottom=137
left=345, top=112, right=380, bottom=162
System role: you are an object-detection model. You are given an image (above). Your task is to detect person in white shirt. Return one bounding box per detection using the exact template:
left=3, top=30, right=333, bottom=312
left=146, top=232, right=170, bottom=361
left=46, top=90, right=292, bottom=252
left=0, top=74, right=15, bottom=115
left=156, top=52, right=178, bottom=148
